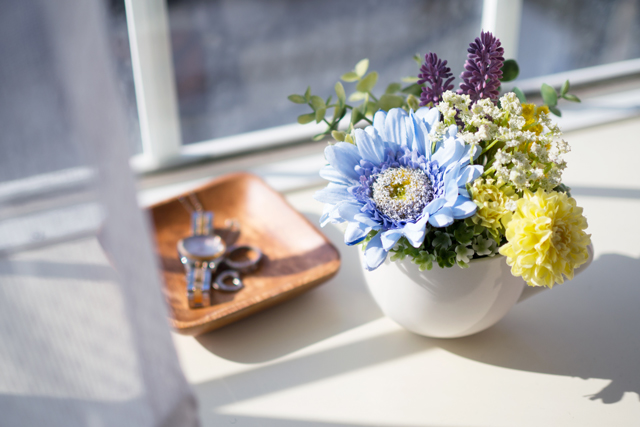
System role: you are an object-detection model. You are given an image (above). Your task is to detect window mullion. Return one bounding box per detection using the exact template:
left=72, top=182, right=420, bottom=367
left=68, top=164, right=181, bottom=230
left=125, top=0, right=182, bottom=166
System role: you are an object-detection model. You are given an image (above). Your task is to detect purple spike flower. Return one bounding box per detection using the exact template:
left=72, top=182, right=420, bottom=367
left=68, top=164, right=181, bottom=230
left=458, top=31, right=504, bottom=103
left=418, top=53, right=455, bottom=106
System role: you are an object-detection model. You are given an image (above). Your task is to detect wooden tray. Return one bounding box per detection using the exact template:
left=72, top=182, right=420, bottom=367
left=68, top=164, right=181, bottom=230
left=149, top=172, right=341, bottom=335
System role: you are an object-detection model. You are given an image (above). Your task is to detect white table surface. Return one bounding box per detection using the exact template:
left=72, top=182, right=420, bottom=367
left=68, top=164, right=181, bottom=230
left=172, top=117, right=640, bottom=427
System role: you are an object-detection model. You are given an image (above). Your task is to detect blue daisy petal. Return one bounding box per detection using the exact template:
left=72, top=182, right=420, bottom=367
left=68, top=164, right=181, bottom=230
left=325, top=142, right=361, bottom=181
left=319, top=165, right=355, bottom=186
left=314, top=183, right=350, bottom=204
left=316, top=107, right=480, bottom=271
left=364, top=232, right=387, bottom=271
left=345, top=221, right=371, bottom=246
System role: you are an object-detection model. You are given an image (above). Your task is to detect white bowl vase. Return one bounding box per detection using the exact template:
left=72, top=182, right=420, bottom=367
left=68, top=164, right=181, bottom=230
left=360, top=244, right=594, bottom=338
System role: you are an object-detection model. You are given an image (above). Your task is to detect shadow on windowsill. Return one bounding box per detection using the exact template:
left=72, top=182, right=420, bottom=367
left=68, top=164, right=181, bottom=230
left=195, top=212, right=383, bottom=363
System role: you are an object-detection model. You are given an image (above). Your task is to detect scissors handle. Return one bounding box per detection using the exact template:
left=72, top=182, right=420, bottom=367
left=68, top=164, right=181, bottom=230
left=224, top=245, right=263, bottom=273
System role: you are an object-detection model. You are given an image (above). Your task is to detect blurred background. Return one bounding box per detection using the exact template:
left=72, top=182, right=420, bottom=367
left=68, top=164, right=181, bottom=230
left=105, top=0, right=640, bottom=154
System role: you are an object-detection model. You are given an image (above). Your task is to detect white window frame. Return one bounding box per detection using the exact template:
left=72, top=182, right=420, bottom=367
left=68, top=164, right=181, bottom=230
left=125, top=0, right=640, bottom=174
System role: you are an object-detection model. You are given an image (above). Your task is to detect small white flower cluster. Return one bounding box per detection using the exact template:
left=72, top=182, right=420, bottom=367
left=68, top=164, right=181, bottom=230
left=436, top=91, right=571, bottom=192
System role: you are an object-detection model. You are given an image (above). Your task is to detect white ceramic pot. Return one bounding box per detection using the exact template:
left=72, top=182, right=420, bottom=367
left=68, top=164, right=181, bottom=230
left=360, top=244, right=594, bottom=338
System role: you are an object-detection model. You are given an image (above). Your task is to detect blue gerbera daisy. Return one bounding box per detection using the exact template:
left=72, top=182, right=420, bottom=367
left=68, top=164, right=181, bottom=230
left=315, top=107, right=483, bottom=270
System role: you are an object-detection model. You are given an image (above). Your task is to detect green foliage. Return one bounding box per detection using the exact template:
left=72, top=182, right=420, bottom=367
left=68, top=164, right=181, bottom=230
left=288, top=58, right=425, bottom=142
left=297, top=113, right=315, bottom=124
left=288, top=94, right=306, bottom=104
left=541, top=83, right=558, bottom=107
left=379, top=94, right=404, bottom=111
left=500, top=59, right=520, bottom=82
left=355, top=58, right=369, bottom=77
left=356, top=71, right=379, bottom=93
left=385, top=82, right=402, bottom=94
left=539, top=81, right=581, bottom=116
left=387, top=220, right=502, bottom=270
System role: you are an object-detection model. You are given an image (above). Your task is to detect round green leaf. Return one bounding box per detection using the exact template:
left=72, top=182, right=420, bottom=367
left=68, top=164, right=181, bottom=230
left=401, top=83, right=422, bottom=97
left=548, top=105, right=562, bottom=117
left=331, top=130, right=346, bottom=142
left=310, top=95, right=326, bottom=110
left=541, top=83, right=558, bottom=107
left=513, top=87, right=527, bottom=103
left=500, top=59, right=520, bottom=82
left=335, top=82, right=346, bottom=103
left=304, top=86, right=311, bottom=101
left=356, top=71, right=378, bottom=93
left=348, top=91, right=367, bottom=102
left=341, top=71, right=360, bottom=82
left=297, top=113, right=315, bottom=124
left=379, top=94, right=404, bottom=111
left=401, top=76, right=420, bottom=83
left=287, top=94, right=306, bottom=104
left=355, top=58, right=369, bottom=77
left=407, top=94, right=420, bottom=111
left=315, top=107, right=327, bottom=123
left=563, top=93, right=581, bottom=103
left=385, top=82, right=402, bottom=94
left=351, top=108, right=364, bottom=124
left=560, top=80, right=570, bottom=96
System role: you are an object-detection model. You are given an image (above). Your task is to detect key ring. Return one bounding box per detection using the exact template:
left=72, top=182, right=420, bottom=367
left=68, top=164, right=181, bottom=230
left=177, top=193, right=263, bottom=308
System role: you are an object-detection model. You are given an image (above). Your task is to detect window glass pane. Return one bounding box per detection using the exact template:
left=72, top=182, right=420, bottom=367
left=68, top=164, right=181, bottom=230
left=167, top=0, right=483, bottom=144
left=518, top=0, right=640, bottom=79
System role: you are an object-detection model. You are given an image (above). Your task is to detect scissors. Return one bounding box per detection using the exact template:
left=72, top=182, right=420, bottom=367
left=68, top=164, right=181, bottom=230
left=177, top=208, right=262, bottom=309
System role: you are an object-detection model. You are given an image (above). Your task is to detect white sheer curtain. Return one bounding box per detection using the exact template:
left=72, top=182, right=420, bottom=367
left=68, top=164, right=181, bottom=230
left=0, top=1, right=198, bottom=426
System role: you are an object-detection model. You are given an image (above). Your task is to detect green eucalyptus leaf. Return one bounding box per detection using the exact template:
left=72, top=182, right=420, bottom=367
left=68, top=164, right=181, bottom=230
left=297, top=113, right=315, bottom=124
left=500, top=59, right=520, bottom=82
left=401, top=76, right=420, bottom=83
left=348, top=91, right=367, bottom=102
left=407, top=94, right=420, bottom=111
left=287, top=94, right=306, bottom=104
left=304, top=86, right=311, bottom=101
left=312, top=133, right=326, bottom=141
left=561, top=79, right=570, bottom=96
left=401, top=83, right=422, bottom=97
left=379, top=94, right=404, bottom=111
left=563, top=93, right=581, bottom=103
left=413, top=54, right=423, bottom=66
left=310, top=95, right=325, bottom=110
left=325, top=95, right=333, bottom=106
left=366, top=101, right=378, bottom=115
left=548, top=105, right=562, bottom=117
left=332, top=104, right=345, bottom=121
left=356, top=71, right=378, bottom=93
left=315, top=107, right=326, bottom=123
left=541, top=83, right=558, bottom=107
left=341, top=71, right=360, bottom=82
left=351, top=108, right=364, bottom=124
left=513, top=86, right=527, bottom=103
left=331, top=130, right=346, bottom=142
left=385, top=82, right=402, bottom=94
left=355, top=58, right=369, bottom=77
left=335, top=82, right=346, bottom=103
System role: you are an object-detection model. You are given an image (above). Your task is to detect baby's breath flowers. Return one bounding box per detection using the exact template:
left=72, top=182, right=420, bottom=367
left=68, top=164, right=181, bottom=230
left=499, top=189, right=591, bottom=287
left=292, top=30, right=590, bottom=288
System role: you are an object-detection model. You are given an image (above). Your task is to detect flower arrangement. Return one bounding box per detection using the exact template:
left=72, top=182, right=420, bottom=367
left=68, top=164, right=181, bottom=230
left=289, top=31, right=591, bottom=288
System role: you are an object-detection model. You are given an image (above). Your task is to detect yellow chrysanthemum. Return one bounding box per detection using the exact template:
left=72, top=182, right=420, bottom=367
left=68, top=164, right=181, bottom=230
left=499, top=189, right=591, bottom=288
left=521, top=103, right=549, bottom=135
left=470, top=178, right=518, bottom=239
